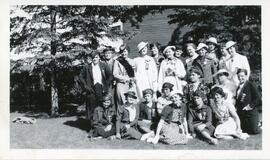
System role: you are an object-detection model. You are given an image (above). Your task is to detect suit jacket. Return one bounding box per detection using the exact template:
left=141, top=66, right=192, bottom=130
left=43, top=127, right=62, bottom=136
left=79, top=62, right=113, bottom=95
left=235, top=81, right=261, bottom=111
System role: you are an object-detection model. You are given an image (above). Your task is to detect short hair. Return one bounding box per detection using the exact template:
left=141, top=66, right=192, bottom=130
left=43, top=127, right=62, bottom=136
left=237, top=68, right=248, bottom=75
left=211, top=87, right=226, bottom=98
left=103, top=46, right=115, bottom=53
left=149, top=42, right=161, bottom=50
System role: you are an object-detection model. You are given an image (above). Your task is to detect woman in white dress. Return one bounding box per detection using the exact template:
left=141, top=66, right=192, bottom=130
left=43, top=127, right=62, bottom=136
left=134, top=41, right=158, bottom=99
left=210, top=87, right=249, bottom=140
left=158, top=46, right=186, bottom=94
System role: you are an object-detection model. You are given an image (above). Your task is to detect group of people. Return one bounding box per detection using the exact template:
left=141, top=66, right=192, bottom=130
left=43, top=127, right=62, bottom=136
left=79, top=37, right=261, bottom=145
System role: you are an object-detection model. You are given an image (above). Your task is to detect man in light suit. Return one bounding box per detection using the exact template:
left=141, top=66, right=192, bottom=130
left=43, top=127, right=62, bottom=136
left=225, top=41, right=250, bottom=85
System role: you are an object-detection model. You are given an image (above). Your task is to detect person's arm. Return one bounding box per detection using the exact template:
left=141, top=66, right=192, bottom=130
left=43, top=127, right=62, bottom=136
left=175, top=59, right=186, bottom=79
left=243, top=56, right=251, bottom=78
left=228, top=104, right=242, bottom=133
left=129, top=104, right=140, bottom=127
left=205, top=107, right=213, bottom=127
left=157, top=61, right=165, bottom=92
left=249, top=82, right=261, bottom=109
left=183, top=117, right=189, bottom=135
left=151, top=58, right=158, bottom=91
left=79, top=66, right=92, bottom=93
left=187, top=109, right=195, bottom=135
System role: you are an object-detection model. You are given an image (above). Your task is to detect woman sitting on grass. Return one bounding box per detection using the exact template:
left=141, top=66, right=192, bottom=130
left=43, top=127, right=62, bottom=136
left=116, top=91, right=154, bottom=141
left=89, top=94, right=117, bottom=140
left=156, top=82, right=174, bottom=114
left=150, top=90, right=190, bottom=145
left=210, top=87, right=249, bottom=140
left=138, top=89, right=159, bottom=138
left=188, top=90, right=218, bottom=145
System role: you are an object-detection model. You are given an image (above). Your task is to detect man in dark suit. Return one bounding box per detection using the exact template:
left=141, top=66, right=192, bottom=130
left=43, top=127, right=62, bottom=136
left=79, top=51, right=113, bottom=121
left=235, top=69, right=261, bottom=134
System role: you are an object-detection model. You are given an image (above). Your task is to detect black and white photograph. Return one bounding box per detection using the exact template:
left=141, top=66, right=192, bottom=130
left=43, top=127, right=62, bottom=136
left=1, top=1, right=270, bottom=159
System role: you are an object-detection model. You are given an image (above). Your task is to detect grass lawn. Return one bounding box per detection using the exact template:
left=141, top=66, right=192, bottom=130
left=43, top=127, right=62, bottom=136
left=10, top=112, right=262, bottom=150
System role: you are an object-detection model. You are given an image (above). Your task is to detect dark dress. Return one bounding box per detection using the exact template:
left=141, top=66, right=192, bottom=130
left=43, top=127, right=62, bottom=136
left=235, top=81, right=261, bottom=134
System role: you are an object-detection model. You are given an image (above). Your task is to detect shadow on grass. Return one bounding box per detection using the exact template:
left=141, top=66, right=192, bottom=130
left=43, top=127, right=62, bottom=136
left=63, top=117, right=91, bottom=133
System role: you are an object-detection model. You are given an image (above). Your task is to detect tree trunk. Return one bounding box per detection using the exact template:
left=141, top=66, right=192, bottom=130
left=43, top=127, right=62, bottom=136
left=50, top=6, right=59, bottom=116
left=51, top=71, right=59, bottom=116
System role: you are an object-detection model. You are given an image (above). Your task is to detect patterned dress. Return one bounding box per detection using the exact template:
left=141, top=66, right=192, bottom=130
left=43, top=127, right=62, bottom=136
left=159, top=104, right=188, bottom=145
left=211, top=102, right=239, bottom=138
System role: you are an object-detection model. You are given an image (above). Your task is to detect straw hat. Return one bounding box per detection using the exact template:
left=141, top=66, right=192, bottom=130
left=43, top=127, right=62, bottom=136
left=163, top=46, right=176, bottom=54
left=137, top=41, right=148, bottom=52
left=196, top=43, right=208, bottom=51
left=225, top=41, right=236, bottom=50
left=206, top=37, right=218, bottom=45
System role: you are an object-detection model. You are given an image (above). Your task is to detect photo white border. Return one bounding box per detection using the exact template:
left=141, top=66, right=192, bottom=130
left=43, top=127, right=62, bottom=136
left=1, top=0, right=270, bottom=159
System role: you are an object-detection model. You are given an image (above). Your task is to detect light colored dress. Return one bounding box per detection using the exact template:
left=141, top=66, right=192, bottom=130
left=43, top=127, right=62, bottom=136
left=211, top=102, right=238, bottom=138
left=134, top=55, right=158, bottom=99
left=157, top=95, right=172, bottom=114
left=158, top=58, right=186, bottom=93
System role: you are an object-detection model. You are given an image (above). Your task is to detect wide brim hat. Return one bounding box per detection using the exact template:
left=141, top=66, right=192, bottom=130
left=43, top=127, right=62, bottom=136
left=206, top=37, right=219, bottom=45
left=163, top=46, right=176, bottom=54
left=137, top=41, right=148, bottom=52
left=124, top=91, right=137, bottom=99
left=225, top=41, right=236, bottom=50
left=196, top=43, right=208, bottom=51
left=214, top=69, right=230, bottom=77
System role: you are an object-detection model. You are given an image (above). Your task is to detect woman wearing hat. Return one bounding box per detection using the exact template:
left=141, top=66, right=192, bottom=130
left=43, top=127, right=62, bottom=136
left=149, top=42, right=165, bottom=71
left=187, top=90, right=218, bottom=145
left=192, top=43, right=217, bottom=87
left=134, top=41, right=158, bottom=99
left=113, top=44, right=137, bottom=108
left=116, top=91, right=154, bottom=140
left=89, top=94, right=117, bottom=140
left=225, top=41, right=250, bottom=85
left=210, top=87, right=249, bottom=140
left=206, top=37, right=220, bottom=65
left=212, top=69, right=237, bottom=105
left=158, top=45, right=186, bottom=94
left=150, top=90, right=189, bottom=145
